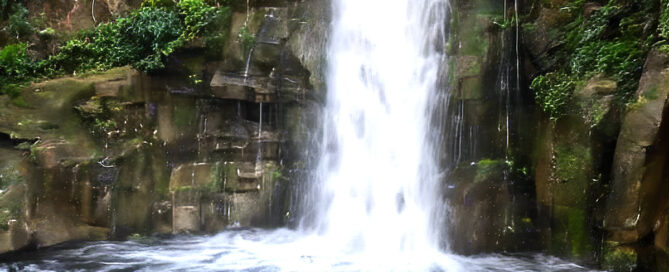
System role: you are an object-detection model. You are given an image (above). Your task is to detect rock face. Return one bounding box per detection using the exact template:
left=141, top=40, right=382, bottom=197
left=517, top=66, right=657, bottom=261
left=444, top=0, right=538, bottom=255
left=518, top=0, right=669, bottom=270
left=605, top=50, right=669, bottom=248
left=448, top=0, right=669, bottom=269
left=0, top=0, right=327, bottom=255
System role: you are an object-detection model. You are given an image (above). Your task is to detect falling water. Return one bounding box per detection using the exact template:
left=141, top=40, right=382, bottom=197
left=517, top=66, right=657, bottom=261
left=304, top=0, right=454, bottom=269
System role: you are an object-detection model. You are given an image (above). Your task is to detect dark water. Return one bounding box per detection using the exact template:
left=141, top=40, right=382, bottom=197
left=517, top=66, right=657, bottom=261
left=0, top=229, right=601, bottom=272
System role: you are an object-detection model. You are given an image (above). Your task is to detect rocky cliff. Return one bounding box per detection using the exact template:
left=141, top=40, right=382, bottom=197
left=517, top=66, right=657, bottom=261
left=0, top=0, right=326, bottom=254
left=444, top=0, right=669, bottom=270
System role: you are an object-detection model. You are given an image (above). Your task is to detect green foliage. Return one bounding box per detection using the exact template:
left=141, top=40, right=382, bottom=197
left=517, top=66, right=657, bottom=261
left=532, top=1, right=651, bottom=119
left=178, top=0, right=216, bottom=40
left=41, top=7, right=184, bottom=74
left=7, top=3, right=33, bottom=39
left=93, top=118, right=117, bottom=134
left=188, top=74, right=203, bottom=85
left=0, top=43, right=36, bottom=97
left=474, top=159, right=505, bottom=182
left=141, top=0, right=177, bottom=9
left=491, top=14, right=516, bottom=30
left=660, top=0, right=669, bottom=41
left=602, top=245, right=638, bottom=272
left=239, top=25, right=256, bottom=56
left=530, top=72, right=575, bottom=120
left=571, top=40, right=644, bottom=102
left=554, top=144, right=591, bottom=183
left=0, top=0, right=232, bottom=100
left=0, top=167, right=23, bottom=192
left=0, top=0, right=19, bottom=20
left=0, top=198, right=22, bottom=231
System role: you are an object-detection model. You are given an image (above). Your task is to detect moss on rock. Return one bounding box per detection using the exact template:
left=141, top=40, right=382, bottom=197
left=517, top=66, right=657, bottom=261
left=602, top=244, right=638, bottom=272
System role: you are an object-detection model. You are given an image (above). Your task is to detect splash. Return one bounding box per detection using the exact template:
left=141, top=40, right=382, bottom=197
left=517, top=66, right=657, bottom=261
left=301, top=0, right=454, bottom=269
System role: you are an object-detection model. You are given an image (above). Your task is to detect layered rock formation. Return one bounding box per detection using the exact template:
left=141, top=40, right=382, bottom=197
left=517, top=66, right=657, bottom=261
left=0, top=0, right=326, bottom=254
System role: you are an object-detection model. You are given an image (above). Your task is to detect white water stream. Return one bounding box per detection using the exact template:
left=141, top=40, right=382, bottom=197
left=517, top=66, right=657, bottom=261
left=305, top=0, right=451, bottom=268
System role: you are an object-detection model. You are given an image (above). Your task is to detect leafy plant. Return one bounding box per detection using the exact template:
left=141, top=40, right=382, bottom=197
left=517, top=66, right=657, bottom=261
left=531, top=0, right=651, bottom=119
left=178, top=0, right=217, bottom=40
left=0, top=0, right=19, bottom=20
left=141, top=0, right=177, bottom=9
left=0, top=0, right=232, bottom=100
left=7, top=3, right=33, bottom=39
left=41, top=7, right=184, bottom=74
left=530, top=72, right=575, bottom=120
left=0, top=43, right=36, bottom=97
left=239, top=25, right=255, bottom=56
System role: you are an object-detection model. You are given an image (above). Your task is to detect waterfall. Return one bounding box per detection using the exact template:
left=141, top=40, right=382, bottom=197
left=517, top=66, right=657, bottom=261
left=303, top=0, right=454, bottom=269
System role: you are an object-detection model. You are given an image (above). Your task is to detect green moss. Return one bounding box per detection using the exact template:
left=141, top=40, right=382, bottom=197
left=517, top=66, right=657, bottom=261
left=223, top=163, right=239, bottom=192
left=522, top=22, right=538, bottom=33
left=626, top=95, right=649, bottom=111
left=567, top=208, right=589, bottom=258
left=602, top=245, right=638, bottom=272
left=474, top=159, right=505, bottom=183
left=643, top=86, right=659, bottom=100
left=550, top=206, right=593, bottom=259
left=590, top=101, right=607, bottom=127
left=207, top=162, right=224, bottom=193
left=554, top=144, right=591, bottom=183
left=172, top=101, right=198, bottom=128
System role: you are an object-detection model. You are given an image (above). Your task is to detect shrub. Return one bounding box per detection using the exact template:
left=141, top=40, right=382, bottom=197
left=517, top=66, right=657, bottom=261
left=0, top=43, right=36, bottom=97
left=530, top=72, right=575, bottom=120
left=7, top=3, right=32, bottom=39
left=532, top=1, right=649, bottom=119
left=0, top=0, right=231, bottom=100
left=40, top=7, right=184, bottom=74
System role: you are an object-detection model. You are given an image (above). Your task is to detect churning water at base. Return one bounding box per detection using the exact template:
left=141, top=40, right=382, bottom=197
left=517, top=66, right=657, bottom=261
left=0, top=229, right=599, bottom=272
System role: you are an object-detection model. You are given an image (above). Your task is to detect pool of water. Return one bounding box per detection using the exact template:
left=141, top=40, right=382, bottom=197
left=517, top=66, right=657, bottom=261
left=0, top=228, right=601, bottom=272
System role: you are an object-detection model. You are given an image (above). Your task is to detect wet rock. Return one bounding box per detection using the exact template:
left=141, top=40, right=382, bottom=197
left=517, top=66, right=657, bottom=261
left=31, top=140, right=100, bottom=169
left=169, top=160, right=278, bottom=233
left=173, top=205, right=200, bottom=233
left=454, top=77, right=485, bottom=100
left=456, top=56, right=483, bottom=79
left=0, top=0, right=322, bottom=255
left=532, top=109, right=613, bottom=262
left=655, top=211, right=669, bottom=252
left=448, top=160, right=537, bottom=254
left=285, top=0, right=329, bottom=95
left=210, top=71, right=276, bottom=102
left=605, top=49, right=669, bottom=244
left=169, top=162, right=227, bottom=192
left=0, top=183, right=29, bottom=254
left=521, top=6, right=568, bottom=72
left=583, top=2, right=603, bottom=19
left=113, top=147, right=170, bottom=236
